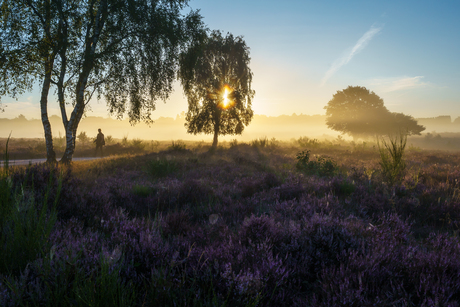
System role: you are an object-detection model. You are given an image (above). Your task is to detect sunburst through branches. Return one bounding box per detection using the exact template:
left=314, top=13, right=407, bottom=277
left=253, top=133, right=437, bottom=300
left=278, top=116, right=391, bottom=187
left=220, top=85, right=234, bottom=110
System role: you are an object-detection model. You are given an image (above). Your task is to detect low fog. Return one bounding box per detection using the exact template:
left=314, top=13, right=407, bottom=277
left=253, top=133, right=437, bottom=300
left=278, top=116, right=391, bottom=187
left=3, top=114, right=460, bottom=144
left=1, top=113, right=336, bottom=142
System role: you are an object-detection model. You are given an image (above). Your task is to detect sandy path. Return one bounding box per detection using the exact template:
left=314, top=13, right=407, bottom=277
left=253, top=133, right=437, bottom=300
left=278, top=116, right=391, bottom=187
left=0, top=157, right=103, bottom=167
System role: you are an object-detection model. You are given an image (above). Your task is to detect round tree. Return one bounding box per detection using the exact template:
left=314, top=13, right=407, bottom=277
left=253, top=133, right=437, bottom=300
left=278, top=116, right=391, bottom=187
left=324, top=86, right=424, bottom=139
left=178, top=30, right=255, bottom=147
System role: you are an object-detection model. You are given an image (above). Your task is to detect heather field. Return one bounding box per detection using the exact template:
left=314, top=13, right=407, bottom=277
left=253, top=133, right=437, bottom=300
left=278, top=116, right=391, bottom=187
left=2, top=138, right=460, bottom=306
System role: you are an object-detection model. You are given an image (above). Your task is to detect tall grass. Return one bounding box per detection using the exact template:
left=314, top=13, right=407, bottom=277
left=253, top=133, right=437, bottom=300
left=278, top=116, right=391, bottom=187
left=0, top=173, right=62, bottom=274
left=251, top=137, right=269, bottom=148
left=3, top=131, right=11, bottom=173
left=377, top=132, right=407, bottom=185
left=0, top=135, right=62, bottom=274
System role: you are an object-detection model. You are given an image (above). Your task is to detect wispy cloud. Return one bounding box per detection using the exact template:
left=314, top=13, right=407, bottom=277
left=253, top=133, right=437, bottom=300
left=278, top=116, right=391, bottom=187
left=367, top=76, right=429, bottom=92
left=321, top=25, right=383, bottom=86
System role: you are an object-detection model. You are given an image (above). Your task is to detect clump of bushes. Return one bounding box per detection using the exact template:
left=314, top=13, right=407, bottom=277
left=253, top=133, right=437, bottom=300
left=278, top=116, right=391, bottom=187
left=296, top=150, right=339, bottom=177
left=168, top=140, right=187, bottom=152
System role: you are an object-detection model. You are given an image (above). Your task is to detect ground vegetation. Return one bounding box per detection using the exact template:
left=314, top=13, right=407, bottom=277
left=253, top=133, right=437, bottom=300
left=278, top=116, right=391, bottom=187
left=2, top=137, right=460, bottom=305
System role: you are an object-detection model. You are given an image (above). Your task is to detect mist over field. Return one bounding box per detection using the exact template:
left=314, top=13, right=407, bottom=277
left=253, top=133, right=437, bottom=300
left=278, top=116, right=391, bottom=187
left=3, top=113, right=460, bottom=143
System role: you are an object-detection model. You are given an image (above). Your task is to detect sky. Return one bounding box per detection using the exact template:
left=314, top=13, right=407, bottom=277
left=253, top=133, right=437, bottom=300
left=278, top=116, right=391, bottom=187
left=2, top=0, right=460, bottom=120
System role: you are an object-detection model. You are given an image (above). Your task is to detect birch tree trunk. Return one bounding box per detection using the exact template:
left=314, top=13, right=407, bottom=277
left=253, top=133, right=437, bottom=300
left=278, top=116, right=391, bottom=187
left=212, top=108, right=221, bottom=147
left=60, top=0, right=107, bottom=164
left=40, top=58, right=57, bottom=163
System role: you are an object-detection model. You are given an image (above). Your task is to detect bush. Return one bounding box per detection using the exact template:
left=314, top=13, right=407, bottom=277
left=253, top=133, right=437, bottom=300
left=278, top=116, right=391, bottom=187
left=296, top=150, right=339, bottom=177
left=146, top=158, right=178, bottom=178
left=77, top=131, right=90, bottom=145
left=131, top=138, right=145, bottom=151
left=168, top=140, right=187, bottom=152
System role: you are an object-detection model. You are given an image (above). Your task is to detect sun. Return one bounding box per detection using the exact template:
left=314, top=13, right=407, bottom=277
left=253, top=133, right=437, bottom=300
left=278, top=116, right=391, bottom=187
left=223, top=87, right=230, bottom=107
left=220, top=85, right=233, bottom=109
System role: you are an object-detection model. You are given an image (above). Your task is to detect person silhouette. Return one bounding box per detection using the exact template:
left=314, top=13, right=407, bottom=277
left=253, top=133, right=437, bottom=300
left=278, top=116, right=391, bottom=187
left=94, top=128, right=105, bottom=157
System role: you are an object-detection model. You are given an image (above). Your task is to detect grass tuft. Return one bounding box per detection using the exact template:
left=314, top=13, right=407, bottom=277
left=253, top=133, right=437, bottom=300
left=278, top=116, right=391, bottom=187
left=377, top=132, right=407, bottom=185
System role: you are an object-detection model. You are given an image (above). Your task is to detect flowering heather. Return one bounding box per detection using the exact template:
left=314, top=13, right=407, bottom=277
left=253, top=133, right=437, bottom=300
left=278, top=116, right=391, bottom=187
left=2, top=142, right=460, bottom=305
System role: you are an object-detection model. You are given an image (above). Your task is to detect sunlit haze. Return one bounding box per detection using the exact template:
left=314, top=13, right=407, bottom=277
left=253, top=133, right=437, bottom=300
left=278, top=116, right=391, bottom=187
left=2, top=0, right=460, bottom=131
left=223, top=87, right=229, bottom=108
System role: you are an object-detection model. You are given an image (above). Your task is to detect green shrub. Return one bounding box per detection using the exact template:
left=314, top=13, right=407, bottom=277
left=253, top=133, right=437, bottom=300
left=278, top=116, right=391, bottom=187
left=131, top=138, right=146, bottom=151
left=77, top=131, right=90, bottom=145
left=296, top=150, right=338, bottom=177
left=377, top=132, right=407, bottom=185
left=132, top=184, right=155, bottom=197
left=146, top=158, right=178, bottom=178
left=168, top=140, right=187, bottom=152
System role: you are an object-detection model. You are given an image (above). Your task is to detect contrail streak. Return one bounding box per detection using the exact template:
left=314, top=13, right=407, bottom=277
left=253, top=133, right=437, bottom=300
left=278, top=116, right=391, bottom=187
left=321, top=25, right=382, bottom=86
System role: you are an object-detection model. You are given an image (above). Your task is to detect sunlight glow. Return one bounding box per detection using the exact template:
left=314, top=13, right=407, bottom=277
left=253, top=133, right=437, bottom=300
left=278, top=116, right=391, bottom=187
left=223, top=87, right=230, bottom=107
left=219, top=85, right=234, bottom=110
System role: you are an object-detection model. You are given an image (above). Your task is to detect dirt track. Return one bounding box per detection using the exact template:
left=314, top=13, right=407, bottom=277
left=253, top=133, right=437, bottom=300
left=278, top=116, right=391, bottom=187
left=0, top=157, right=103, bottom=167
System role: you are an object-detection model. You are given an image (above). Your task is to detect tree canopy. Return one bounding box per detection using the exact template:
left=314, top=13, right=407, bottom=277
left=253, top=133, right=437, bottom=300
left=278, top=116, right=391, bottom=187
left=324, top=86, right=425, bottom=139
left=178, top=30, right=255, bottom=147
left=1, top=0, right=205, bottom=163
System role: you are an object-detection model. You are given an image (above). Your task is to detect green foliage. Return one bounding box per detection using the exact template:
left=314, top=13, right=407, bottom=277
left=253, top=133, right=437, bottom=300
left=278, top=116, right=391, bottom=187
left=3, top=132, right=11, bottom=173
left=2, top=0, right=205, bottom=163
left=335, top=179, right=356, bottom=197
left=146, top=158, right=178, bottom=178
left=377, top=132, right=407, bottom=185
left=72, top=258, right=138, bottom=306
left=24, top=253, right=138, bottom=306
left=178, top=30, right=255, bottom=147
left=0, top=172, right=61, bottom=275
left=296, top=150, right=339, bottom=177
left=132, top=184, right=155, bottom=198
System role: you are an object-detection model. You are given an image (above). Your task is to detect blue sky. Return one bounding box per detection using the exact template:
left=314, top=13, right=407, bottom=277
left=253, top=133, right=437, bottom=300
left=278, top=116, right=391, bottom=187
left=3, top=0, right=460, bottom=120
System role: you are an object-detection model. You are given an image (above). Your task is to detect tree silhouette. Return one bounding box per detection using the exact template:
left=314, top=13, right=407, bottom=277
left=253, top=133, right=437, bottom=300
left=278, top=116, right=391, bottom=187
left=1, top=0, right=204, bottom=163
left=178, top=31, right=255, bottom=147
left=324, top=86, right=424, bottom=139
